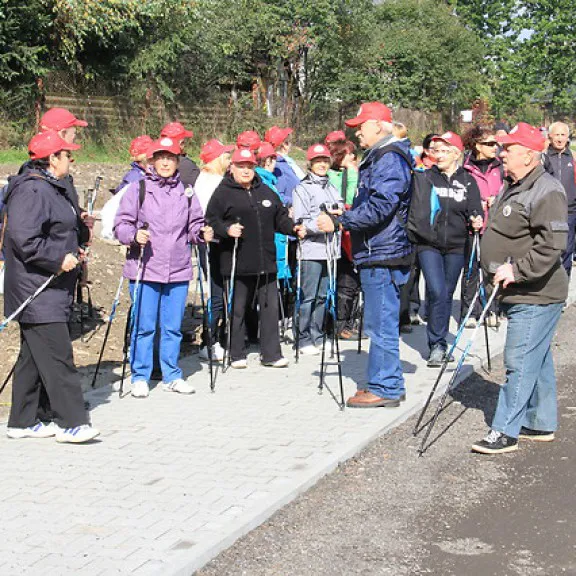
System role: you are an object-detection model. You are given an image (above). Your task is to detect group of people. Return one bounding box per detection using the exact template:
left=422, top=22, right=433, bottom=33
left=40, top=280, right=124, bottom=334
left=1, top=102, right=574, bottom=454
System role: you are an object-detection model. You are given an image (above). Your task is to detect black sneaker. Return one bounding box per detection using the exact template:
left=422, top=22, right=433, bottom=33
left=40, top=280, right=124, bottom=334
left=519, top=427, right=555, bottom=442
left=471, top=430, right=518, bottom=454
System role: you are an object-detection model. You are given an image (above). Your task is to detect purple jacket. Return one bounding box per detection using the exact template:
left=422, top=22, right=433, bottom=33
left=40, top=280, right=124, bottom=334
left=114, top=162, right=147, bottom=195
left=114, top=170, right=205, bottom=283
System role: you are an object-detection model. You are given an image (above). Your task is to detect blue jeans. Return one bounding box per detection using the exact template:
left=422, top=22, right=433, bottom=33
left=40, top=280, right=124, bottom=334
left=360, top=266, right=410, bottom=399
left=129, top=281, right=189, bottom=383
left=418, top=248, right=465, bottom=351
left=296, top=260, right=328, bottom=347
left=492, top=302, right=563, bottom=438
left=561, top=212, right=576, bottom=277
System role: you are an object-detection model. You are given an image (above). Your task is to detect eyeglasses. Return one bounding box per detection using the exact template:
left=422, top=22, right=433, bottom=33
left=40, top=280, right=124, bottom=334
left=479, top=141, right=498, bottom=147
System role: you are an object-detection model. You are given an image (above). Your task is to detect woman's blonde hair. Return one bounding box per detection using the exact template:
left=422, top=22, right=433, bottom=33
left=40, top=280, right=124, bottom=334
left=202, top=153, right=230, bottom=176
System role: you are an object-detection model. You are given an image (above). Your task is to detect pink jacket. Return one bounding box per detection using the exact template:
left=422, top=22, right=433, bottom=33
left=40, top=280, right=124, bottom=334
left=463, top=155, right=504, bottom=228
left=114, top=170, right=205, bottom=283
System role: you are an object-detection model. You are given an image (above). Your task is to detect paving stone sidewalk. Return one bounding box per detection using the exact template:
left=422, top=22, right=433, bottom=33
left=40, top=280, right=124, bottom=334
left=1, top=282, right=574, bottom=576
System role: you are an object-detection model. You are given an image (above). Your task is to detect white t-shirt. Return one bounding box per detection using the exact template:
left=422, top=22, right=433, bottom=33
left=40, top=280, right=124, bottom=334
left=194, top=171, right=223, bottom=214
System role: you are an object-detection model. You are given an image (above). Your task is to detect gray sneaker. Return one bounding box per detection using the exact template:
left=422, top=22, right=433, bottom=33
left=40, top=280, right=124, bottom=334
left=427, top=346, right=445, bottom=368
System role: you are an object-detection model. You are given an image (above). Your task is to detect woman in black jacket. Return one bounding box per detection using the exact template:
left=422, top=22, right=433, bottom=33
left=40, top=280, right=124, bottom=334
left=407, top=132, right=483, bottom=367
left=206, top=148, right=305, bottom=369
left=3, top=131, right=99, bottom=443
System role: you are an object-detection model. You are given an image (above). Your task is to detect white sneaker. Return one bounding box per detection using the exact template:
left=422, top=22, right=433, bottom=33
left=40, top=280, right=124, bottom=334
left=299, top=344, right=319, bottom=356
left=7, top=421, right=56, bottom=439
left=231, top=359, right=248, bottom=369
left=199, top=344, right=224, bottom=362
left=161, top=378, right=196, bottom=394
left=55, top=425, right=100, bottom=444
left=262, top=357, right=289, bottom=368
left=131, top=380, right=150, bottom=398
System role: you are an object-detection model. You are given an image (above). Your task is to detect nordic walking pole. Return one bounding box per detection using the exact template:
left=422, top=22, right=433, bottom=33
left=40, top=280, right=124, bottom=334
left=475, top=231, right=492, bottom=372
left=0, top=274, right=57, bottom=332
left=0, top=252, right=82, bottom=332
left=196, top=245, right=215, bottom=392
left=294, top=240, right=303, bottom=362
left=357, top=289, right=364, bottom=354
left=417, top=259, right=511, bottom=455
left=120, top=222, right=148, bottom=397
left=413, top=282, right=483, bottom=435
left=223, top=217, right=241, bottom=369
left=91, top=275, right=125, bottom=388
left=294, top=218, right=303, bottom=363
left=0, top=362, right=15, bottom=397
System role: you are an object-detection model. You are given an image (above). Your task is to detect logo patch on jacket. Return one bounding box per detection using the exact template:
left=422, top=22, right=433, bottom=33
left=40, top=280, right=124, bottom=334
left=434, top=181, right=468, bottom=203
left=503, top=205, right=512, bottom=217
left=262, top=199, right=272, bottom=208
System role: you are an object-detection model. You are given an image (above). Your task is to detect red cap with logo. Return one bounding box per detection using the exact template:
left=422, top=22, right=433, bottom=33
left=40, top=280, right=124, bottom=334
left=236, top=130, right=261, bottom=151
left=200, top=139, right=235, bottom=164
left=160, top=122, right=193, bottom=140
left=307, top=143, right=332, bottom=161
left=264, top=126, right=293, bottom=148
left=129, top=135, right=153, bottom=157
left=431, top=131, right=464, bottom=152
left=324, top=130, right=346, bottom=144
left=257, top=142, right=277, bottom=161
left=146, top=137, right=182, bottom=158
left=345, top=102, right=392, bottom=127
left=40, top=108, right=88, bottom=131
left=28, top=131, right=81, bottom=160
left=231, top=148, right=257, bottom=165
left=497, top=122, right=546, bottom=152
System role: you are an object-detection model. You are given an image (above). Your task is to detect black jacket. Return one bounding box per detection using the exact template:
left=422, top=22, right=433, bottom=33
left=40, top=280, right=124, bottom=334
left=18, top=160, right=89, bottom=245
left=3, top=170, right=81, bottom=323
left=206, top=172, right=295, bottom=276
left=179, top=156, right=200, bottom=188
left=543, top=146, right=576, bottom=214
left=407, top=165, right=483, bottom=252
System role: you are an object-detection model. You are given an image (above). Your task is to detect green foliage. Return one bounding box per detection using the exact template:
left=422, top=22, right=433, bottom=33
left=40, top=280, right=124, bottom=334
left=453, top=0, right=576, bottom=120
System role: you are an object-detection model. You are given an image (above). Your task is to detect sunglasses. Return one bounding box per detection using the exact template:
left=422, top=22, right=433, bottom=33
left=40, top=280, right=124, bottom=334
left=479, top=141, right=498, bottom=147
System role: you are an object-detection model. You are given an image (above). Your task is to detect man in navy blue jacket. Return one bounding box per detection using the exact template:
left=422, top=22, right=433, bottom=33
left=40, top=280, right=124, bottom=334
left=318, top=102, right=413, bottom=408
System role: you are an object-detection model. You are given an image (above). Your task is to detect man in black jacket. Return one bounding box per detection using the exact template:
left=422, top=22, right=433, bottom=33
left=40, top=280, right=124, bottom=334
left=543, top=121, right=576, bottom=275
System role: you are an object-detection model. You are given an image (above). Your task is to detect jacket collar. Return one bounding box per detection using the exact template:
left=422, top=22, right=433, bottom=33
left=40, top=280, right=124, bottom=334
left=503, top=164, right=545, bottom=196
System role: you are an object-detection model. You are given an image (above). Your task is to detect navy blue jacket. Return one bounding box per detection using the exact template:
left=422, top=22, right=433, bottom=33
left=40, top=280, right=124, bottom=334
left=3, top=170, right=81, bottom=323
left=273, top=156, right=301, bottom=205
left=341, top=137, right=413, bottom=267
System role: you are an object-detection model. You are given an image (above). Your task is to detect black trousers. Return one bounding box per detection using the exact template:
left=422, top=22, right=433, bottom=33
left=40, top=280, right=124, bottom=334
left=230, top=274, right=282, bottom=363
left=337, top=257, right=360, bottom=332
left=8, top=322, right=89, bottom=429
left=400, top=254, right=422, bottom=325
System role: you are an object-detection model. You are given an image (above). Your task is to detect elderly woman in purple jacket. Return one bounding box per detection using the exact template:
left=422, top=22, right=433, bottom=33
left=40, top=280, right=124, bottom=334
left=114, top=137, right=213, bottom=398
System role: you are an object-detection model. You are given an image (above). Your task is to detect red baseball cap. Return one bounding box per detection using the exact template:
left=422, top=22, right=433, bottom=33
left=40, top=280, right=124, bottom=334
left=257, top=142, right=277, bottom=161
left=345, top=102, right=392, bottom=127
left=497, top=122, right=546, bottom=152
left=40, top=108, right=88, bottom=131
left=431, top=131, right=464, bottom=152
left=264, top=126, right=293, bottom=148
left=28, top=131, right=81, bottom=160
left=129, top=135, right=153, bottom=157
left=307, top=143, right=332, bottom=161
left=231, top=148, right=257, bottom=165
left=324, top=130, right=346, bottom=144
left=200, top=139, right=234, bottom=164
left=236, top=130, right=261, bottom=151
left=160, top=122, right=193, bottom=140
left=146, top=137, right=182, bottom=158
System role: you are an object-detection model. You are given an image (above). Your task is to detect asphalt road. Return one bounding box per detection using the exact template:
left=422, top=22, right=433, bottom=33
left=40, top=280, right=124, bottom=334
left=198, top=306, right=576, bottom=576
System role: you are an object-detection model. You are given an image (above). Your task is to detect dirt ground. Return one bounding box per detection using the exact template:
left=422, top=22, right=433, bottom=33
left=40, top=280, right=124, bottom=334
left=0, top=163, right=203, bottom=419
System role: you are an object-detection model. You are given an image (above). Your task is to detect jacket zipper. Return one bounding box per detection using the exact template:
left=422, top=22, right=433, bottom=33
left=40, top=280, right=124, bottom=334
left=247, top=188, right=265, bottom=274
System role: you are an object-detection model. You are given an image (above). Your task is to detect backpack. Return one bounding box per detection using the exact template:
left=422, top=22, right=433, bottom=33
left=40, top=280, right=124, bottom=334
left=101, top=179, right=193, bottom=240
